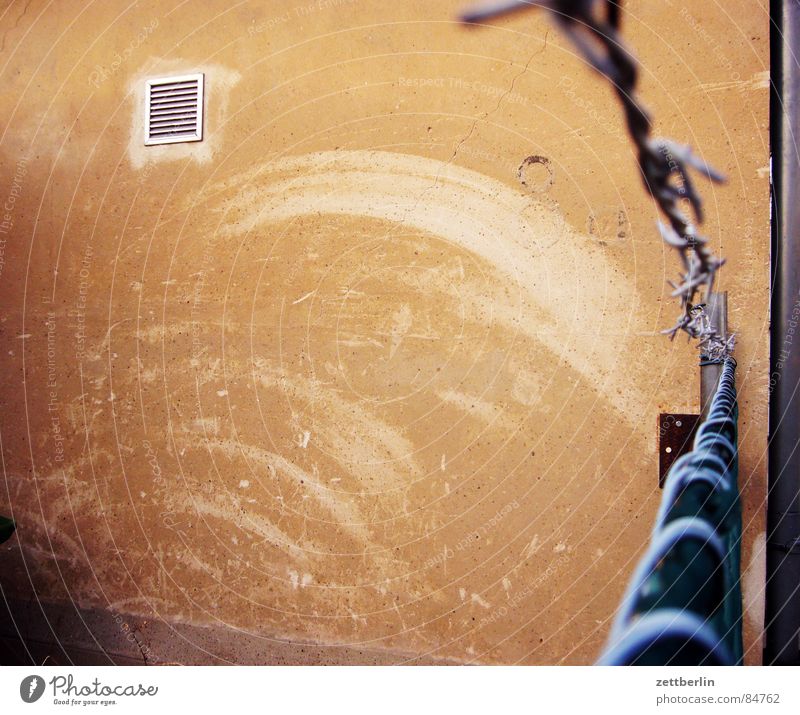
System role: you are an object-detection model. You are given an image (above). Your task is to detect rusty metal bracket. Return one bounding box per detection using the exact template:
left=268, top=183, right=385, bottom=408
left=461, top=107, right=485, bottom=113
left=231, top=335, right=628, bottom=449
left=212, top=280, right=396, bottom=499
left=658, top=413, right=701, bottom=487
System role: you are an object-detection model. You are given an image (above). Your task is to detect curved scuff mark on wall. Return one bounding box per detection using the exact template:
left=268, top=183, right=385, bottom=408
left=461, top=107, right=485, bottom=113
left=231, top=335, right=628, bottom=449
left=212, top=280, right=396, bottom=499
left=214, top=149, right=652, bottom=426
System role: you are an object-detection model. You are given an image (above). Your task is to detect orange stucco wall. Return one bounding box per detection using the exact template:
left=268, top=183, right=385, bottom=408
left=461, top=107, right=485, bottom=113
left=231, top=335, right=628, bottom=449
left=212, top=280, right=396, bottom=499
left=0, top=0, right=769, bottom=664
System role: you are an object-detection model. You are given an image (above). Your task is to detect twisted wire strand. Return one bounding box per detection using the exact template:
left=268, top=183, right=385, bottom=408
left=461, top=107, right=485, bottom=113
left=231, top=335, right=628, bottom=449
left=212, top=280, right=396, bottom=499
left=461, top=0, right=729, bottom=351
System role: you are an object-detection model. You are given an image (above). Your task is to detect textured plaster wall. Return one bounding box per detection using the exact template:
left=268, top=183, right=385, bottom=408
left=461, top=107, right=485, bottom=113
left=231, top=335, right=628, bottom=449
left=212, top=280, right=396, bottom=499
left=0, top=0, right=769, bottom=664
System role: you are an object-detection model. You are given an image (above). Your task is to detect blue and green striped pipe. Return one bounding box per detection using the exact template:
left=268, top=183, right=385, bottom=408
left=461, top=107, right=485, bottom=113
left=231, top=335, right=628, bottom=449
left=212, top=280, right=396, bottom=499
left=598, top=357, right=742, bottom=665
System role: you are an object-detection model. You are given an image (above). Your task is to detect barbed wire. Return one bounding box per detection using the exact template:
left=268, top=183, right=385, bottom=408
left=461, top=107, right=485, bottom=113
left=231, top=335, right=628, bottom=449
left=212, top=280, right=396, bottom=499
left=461, top=0, right=730, bottom=354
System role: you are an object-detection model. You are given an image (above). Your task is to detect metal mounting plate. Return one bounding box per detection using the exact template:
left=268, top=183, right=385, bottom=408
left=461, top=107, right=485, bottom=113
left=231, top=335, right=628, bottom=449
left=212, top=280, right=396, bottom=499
left=658, top=413, right=700, bottom=487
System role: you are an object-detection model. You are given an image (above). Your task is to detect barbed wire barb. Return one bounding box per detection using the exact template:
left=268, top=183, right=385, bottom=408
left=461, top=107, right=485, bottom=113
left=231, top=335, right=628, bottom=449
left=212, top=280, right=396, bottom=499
left=461, top=0, right=731, bottom=354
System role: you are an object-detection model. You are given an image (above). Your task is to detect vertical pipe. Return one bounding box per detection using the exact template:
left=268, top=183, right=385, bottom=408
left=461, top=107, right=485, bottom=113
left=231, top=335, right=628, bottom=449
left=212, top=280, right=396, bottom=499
left=700, top=292, right=728, bottom=420
left=766, top=0, right=800, bottom=666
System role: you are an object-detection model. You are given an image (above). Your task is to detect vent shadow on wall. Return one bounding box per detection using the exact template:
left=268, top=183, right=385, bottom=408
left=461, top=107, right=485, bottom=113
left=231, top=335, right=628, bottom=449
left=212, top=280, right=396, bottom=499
left=145, top=73, right=204, bottom=146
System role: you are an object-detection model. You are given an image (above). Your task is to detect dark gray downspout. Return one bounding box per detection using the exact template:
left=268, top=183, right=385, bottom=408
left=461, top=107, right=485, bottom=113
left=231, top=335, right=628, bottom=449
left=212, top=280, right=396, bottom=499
left=766, top=0, right=800, bottom=666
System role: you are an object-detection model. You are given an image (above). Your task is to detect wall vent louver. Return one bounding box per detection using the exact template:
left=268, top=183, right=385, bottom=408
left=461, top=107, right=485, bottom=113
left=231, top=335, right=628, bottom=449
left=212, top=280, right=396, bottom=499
left=145, top=73, right=204, bottom=146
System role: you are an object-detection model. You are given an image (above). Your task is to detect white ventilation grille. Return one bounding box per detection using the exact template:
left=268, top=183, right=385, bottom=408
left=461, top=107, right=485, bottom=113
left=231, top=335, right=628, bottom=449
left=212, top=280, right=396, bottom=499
left=145, top=73, right=204, bottom=146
